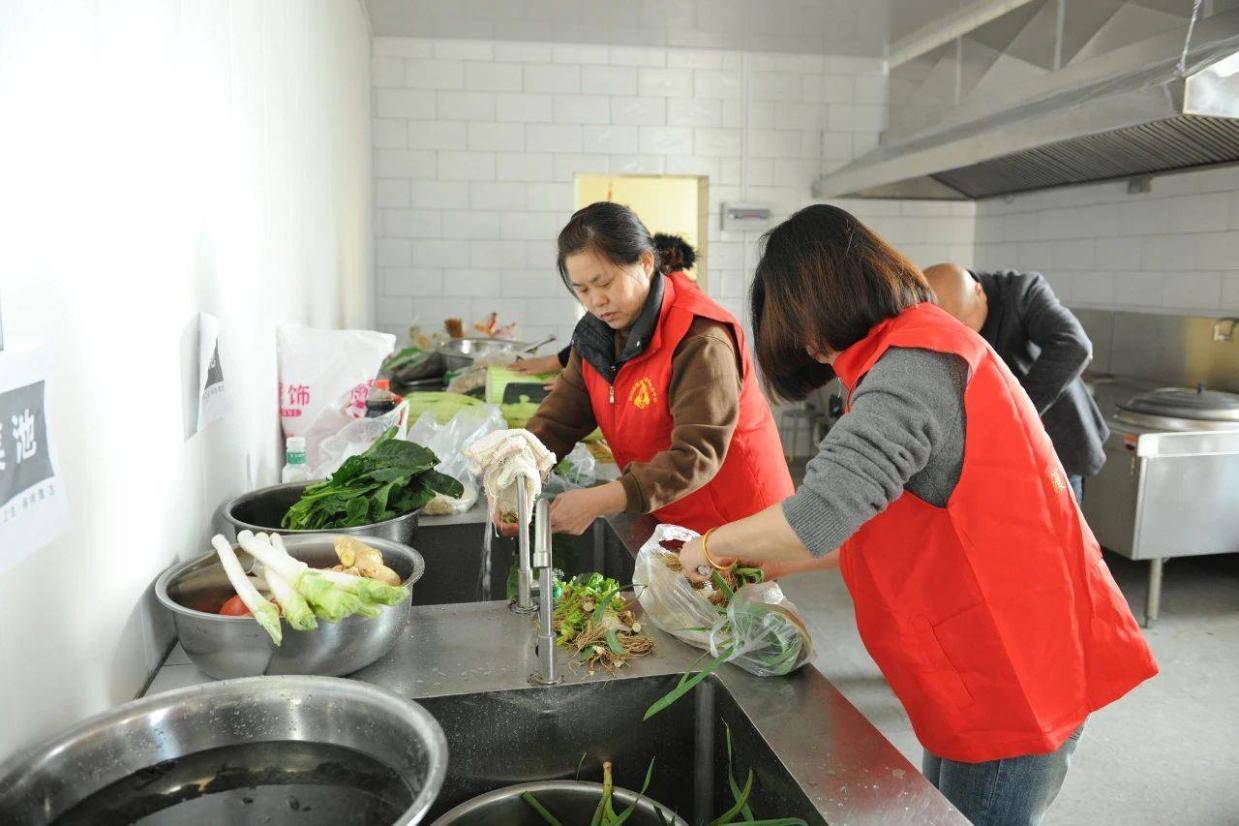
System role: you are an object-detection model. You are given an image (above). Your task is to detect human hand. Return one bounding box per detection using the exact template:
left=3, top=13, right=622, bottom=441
left=678, top=537, right=712, bottom=584
left=493, top=513, right=520, bottom=538
left=513, top=354, right=561, bottom=375
left=548, top=482, right=625, bottom=535
left=679, top=532, right=739, bottom=584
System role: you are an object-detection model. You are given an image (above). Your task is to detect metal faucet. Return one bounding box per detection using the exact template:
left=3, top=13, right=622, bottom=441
left=509, top=483, right=536, bottom=614
left=1213, top=317, right=1237, bottom=342
left=530, top=496, right=561, bottom=685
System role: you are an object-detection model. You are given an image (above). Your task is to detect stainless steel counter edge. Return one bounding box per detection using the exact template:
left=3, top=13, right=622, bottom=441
left=145, top=511, right=964, bottom=825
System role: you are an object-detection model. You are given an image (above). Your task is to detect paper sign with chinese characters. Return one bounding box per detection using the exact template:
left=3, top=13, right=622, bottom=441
left=0, top=345, right=69, bottom=570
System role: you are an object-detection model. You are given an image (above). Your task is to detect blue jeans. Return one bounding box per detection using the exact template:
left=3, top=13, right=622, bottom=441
left=1067, top=474, right=1084, bottom=505
left=923, top=725, right=1084, bottom=826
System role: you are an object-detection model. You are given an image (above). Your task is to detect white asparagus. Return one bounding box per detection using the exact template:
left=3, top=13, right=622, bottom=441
left=211, top=534, right=282, bottom=645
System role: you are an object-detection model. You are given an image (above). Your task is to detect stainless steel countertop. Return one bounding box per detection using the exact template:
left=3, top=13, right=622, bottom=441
left=146, top=512, right=963, bottom=825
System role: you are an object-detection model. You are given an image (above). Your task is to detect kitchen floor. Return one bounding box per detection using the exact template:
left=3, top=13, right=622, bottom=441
left=782, top=463, right=1239, bottom=825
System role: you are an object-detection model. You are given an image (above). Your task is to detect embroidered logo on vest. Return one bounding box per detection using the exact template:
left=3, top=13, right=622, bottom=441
left=629, top=378, right=658, bottom=410
left=1049, top=469, right=1068, bottom=495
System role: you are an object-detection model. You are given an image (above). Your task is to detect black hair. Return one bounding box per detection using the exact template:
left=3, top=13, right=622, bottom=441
left=652, top=233, right=696, bottom=273
left=556, top=202, right=657, bottom=289
left=752, top=204, right=933, bottom=401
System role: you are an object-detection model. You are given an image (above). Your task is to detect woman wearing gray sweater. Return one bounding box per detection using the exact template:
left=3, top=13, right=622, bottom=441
left=677, top=205, right=1155, bottom=826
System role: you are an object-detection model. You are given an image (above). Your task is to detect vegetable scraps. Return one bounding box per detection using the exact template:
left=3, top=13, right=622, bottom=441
left=281, top=427, right=462, bottom=530
left=521, top=760, right=662, bottom=826
left=211, top=531, right=410, bottom=644
left=521, top=739, right=807, bottom=826
left=553, top=573, right=654, bottom=674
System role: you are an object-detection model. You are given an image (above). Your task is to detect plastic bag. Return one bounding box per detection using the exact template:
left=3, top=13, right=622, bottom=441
left=635, top=523, right=813, bottom=677
left=277, top=325, right=395, bottom=460
left=311, top=396, right=409, bottom=479
left=407, top=404, right=506, bottom=515
left=554, top=442, right=597, bottom=488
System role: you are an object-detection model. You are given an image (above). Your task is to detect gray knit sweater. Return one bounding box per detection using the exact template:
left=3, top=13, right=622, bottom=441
left=783, top=347, right=969, bottom=556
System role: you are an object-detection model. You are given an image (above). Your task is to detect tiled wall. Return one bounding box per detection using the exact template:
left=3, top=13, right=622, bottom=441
left=973, top=165, right=1239, bottom=316
left=371, top=36, right=975, bottom=346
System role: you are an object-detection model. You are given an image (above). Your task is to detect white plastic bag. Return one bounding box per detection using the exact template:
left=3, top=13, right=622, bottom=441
left=311, top=398, right=410, bottom=480
left=635, top=523, right=813, bottom=677
left=277, top=325, right=395, bottom=442
left=408, top=404, right=506, bottom=515
left=554, top=442, right=597, bottom=488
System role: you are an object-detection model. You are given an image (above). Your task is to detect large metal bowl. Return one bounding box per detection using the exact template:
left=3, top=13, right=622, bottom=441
left=436, top=337, right=531, bottom=372
left=155, top=534, right=424, bottom=679
left=431, top=780, right=688, bottom=825
left=220, top=480, right=421, bottom=544
left=0, top=675, right=447, bottom=826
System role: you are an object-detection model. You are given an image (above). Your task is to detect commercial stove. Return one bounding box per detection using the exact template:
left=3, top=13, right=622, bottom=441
left=1082, top=383, right=1239, bottom=626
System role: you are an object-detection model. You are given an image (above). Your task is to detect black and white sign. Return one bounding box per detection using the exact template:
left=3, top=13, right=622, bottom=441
left=195, top=312, right=230, bottom=433
left=0, top=345, right=68, bottom=569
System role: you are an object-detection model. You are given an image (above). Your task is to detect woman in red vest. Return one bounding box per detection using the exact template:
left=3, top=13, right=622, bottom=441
left=524, top=202, right=793, bottom=535
left=678, top=204, right=1157, bottom=826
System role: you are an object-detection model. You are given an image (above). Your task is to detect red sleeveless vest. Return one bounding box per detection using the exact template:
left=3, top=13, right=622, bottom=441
left=580, top=272, right=793, bottom=532
left=834, top=302, right=1157, bottom=762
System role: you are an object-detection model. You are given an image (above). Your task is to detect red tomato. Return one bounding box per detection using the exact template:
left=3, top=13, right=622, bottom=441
left=219, top=595, right=251, bottom=616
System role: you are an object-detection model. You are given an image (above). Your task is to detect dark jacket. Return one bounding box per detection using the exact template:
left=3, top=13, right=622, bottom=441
left=973, top=270, right=1109, bottom=477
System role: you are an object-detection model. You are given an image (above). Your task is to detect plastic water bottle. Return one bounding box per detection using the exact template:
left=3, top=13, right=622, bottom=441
left=281, top=436, right=310, bottom=483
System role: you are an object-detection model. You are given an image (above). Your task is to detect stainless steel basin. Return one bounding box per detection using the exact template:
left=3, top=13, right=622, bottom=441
left=416, top=675, right=824, bottom=825
left=432, top=780, right=689, bottom=825
left=437, top=337, right=532, bottom=372
left=155, top=534, right=423, bottom=679
left=0, top=676, right=447, bottom=826
left=220, top=480, right=422, bottom=544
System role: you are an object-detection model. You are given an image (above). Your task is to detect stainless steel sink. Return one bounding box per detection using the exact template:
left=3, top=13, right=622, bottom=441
left=416, top=675, right=824, bottom=825
left=412, top=520, right=633, bottom=606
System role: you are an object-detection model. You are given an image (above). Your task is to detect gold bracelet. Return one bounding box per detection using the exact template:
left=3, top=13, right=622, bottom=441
left=701, top=529, right=729, bottom=571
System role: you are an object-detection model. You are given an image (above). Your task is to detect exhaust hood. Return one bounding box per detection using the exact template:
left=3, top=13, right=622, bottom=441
left=814, top=9, right=1239, bottom=200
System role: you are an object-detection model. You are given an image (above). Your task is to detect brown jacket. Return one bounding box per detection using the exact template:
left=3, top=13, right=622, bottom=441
left=527, top=317, right=743, bottom=513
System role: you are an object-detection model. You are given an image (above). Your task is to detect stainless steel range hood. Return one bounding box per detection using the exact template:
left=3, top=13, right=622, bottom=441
left=815, top=9, right=1239, bottom=200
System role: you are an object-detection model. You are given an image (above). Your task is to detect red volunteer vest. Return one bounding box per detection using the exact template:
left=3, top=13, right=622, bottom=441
left=581, top=272, right=793, bottom=532
left=834, top=303, right=1157, bottom=763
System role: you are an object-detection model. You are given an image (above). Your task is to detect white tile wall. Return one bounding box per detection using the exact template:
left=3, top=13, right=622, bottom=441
left=973, top=166, right=1239, bottom=315
left=373, top=36, right=971, bottom=346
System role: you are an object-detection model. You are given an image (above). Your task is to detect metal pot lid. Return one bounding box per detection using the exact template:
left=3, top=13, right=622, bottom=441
left=1118, top=385, right=1239, bottom=422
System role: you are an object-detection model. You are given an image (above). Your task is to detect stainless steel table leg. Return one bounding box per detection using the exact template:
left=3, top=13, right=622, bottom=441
left=1144, top=557, right=1164, bottom=628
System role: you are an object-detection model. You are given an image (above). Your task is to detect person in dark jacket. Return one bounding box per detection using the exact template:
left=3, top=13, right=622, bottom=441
left=923, top=264, right=1109, bottom=501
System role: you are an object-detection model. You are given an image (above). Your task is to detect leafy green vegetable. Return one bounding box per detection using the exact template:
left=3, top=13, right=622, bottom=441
left=281, top=427, right=463, bottom=530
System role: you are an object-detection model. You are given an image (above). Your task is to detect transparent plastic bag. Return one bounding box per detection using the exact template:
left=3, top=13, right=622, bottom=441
left=554, top=442, right=597, bottom=488
left=407, top=404, right=506, bottom=514
left=310, top=396, right=409, bottom=479
left=634, top=524, right=813, bottom=677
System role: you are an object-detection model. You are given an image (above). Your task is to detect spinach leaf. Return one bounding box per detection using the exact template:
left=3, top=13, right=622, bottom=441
left=279, top=427, right=453, bottom=530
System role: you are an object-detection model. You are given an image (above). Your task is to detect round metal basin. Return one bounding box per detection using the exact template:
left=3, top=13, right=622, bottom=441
left=221, top=480, right=422, bottom=544
left=0, top=676, right=447, bottom=826
left=437, top=337, right=530, bottom=372
left=431, top=780, right=688, bottom=826
left=155, top=534, right=423, bottom=679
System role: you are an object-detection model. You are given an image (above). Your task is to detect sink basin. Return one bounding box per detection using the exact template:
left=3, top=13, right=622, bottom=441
left=416, top=675, right=824, bottom=825
left=412, top=520, right=633, bottom=606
